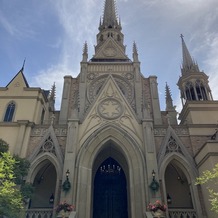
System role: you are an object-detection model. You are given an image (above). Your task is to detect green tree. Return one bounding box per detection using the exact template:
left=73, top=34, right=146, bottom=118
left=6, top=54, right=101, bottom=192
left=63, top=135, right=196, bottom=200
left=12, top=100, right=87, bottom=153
left=0, top=139, right=9, bottom=153
left=196, top=163, right=218, bottom=214
left=0, top=152, right=24, bottom=218
left=13, top=155, right=34, bottom=203
left=0, top=139, right=34, bottom=217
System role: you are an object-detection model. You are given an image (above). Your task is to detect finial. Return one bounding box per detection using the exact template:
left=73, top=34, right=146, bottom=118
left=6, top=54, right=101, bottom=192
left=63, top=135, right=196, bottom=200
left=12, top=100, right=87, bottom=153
left=21, top=58, right=26, bottom=72
left=180, top=34, right=184, bottom=39
left=50, top=113, right=55, bottom=126
left=82, top=42, right=88, bottom=62
left=133, top=41, right=138, bottom=54
left=133, top=41, right=139, bottom=62
left=165, top=82, right=174, bottom=111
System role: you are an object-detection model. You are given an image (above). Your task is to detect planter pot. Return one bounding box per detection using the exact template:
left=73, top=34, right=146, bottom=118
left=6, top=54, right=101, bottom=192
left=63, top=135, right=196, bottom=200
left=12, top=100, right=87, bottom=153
left=152, top=209, right=165, bottom=218
left=57, top=210, right=70, bottom=218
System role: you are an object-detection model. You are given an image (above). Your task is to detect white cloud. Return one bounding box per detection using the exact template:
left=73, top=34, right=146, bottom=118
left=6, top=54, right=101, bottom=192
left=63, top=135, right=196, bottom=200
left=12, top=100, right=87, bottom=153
left=0, top=10, right=18, bottom=36
left=30, top=64, right=74, bottom=109
left=2, top=0, right=218, bottom=112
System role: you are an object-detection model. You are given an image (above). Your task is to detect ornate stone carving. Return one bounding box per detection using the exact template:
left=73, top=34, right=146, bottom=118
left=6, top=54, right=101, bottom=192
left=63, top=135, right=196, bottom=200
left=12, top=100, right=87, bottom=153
left=69, top=79, right=79, bottom=110
left=87, top=72, right=96, bottom=80
left=103, top=47, right=117, bottom=57
left=166, top=136, right=182, bottom=154
left=154, top=128, right=188, bottom=136
left=41, top=137, right=54, bottom=152
left=98, top=98, right=123, bottom=120
left=125, top=72, right=134, bottom=80
left=31, top=127, right=67, bottom=136
left=88, top=74, right=134, bottom=105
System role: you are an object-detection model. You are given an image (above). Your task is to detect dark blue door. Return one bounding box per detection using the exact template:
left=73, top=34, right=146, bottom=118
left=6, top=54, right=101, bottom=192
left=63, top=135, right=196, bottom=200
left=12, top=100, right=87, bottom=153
left=93, top=158, right=128, bottom=218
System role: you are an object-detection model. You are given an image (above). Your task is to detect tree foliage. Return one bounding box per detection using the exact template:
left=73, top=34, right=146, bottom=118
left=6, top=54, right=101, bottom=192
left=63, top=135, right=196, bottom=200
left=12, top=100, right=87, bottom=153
left=0, top=139, right=34, bottom=217
left=196, top=163, right=218, bottom=214
left=0, top=152, right=24, bottom=217
left=0, top=139, right=9, bottom=154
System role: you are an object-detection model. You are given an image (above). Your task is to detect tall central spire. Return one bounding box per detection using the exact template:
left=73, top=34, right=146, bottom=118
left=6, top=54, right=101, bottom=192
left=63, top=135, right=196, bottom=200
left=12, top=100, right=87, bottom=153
left=99, top=0, right=121, bottom=30
left=92, top=0, right=128, bottom=62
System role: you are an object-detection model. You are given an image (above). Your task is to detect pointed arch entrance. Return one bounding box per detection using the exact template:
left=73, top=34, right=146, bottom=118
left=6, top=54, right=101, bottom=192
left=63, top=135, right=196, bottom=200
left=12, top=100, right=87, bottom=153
left=93, top=157, right=128, bottom=218
left=165, top=160, right=193, bottom=208
left=92, top=142, right=129, bottom=218
left=76, top=125, right=146, bottom=218
left=159, top=153, right=203, bottom=217
left=30, top=159, right=57, bottom=208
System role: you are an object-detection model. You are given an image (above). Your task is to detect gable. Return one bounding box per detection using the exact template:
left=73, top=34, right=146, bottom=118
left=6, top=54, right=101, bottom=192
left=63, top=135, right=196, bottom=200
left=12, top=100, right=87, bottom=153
left=92, top=39, right=129, bottom=60
left=7, top=69, right=29, bottom=89
left=28, top=125, right=64, bottom=165
left=157, top=126, right=197, bottom=173
left=79, top=75, right=142, bottom=146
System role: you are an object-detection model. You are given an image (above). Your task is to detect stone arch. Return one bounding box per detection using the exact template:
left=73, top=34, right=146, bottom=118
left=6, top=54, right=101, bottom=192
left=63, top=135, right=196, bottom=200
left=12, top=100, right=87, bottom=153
left=27, top=152, right=63, bottom=183
left=75, top=124, right=147, bottom=218
left=26, top=152, right=63, bottom=209
left=159, top=152, right=202, bottom=217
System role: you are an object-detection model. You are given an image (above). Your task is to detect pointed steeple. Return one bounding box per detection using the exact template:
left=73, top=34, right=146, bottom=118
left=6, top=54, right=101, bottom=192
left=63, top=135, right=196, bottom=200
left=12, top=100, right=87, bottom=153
left=100, top=0, right=120, bottom=30
left=180, top=34, right=200, bottom=75
left=165, top=83, right=174, bottom=111
left=178, top=35, right=213, bottom=105
left=92, top=0, right=128, bottom=62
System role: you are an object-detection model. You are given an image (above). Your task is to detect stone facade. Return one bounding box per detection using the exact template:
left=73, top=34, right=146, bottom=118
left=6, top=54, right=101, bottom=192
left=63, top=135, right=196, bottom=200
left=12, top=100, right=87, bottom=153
left=0, top=1, right=218, bottom=218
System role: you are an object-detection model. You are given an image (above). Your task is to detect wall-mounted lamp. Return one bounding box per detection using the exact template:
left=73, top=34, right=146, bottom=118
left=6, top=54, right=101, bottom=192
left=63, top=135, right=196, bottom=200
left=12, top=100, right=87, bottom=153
left=149, top=170, right=159, bottom=192
left=167, top=193, right=172, bottom=204
left=66, top=169, right=70, bottom=180
left=62, top=169, right=71, bottom=192
left=152, top=169, right=156, bottom=179
left=49, top=193, right=54, bottom=204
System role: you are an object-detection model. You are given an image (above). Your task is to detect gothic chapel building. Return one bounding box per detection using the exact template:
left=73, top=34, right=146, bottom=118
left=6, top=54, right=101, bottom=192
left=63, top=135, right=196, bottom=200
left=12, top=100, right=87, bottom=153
left=1, top=1, right=218, bottom=218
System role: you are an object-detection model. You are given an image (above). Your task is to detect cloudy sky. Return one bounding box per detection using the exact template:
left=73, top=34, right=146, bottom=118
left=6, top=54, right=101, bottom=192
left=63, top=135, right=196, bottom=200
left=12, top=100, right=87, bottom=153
left=1, top=0, right=218, bottom=112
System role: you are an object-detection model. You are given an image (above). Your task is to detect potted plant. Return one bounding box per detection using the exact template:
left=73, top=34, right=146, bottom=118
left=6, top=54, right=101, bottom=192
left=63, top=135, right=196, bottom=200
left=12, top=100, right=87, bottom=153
left=55, top=201, right=75, bottom=218
left=147, top=200, right=167, bottom=217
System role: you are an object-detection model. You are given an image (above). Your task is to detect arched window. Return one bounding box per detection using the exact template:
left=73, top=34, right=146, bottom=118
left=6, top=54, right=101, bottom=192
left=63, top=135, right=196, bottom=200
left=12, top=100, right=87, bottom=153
left=185, top=82, right=196, bottom=100
left=195, top=80, right=207, bottom=100
left=3, top=102, right=15, bottom=122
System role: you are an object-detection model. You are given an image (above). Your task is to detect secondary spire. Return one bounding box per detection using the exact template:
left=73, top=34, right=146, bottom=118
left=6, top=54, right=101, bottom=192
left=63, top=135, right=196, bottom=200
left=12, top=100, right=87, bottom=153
left=180, top=34, right=200, bottom=75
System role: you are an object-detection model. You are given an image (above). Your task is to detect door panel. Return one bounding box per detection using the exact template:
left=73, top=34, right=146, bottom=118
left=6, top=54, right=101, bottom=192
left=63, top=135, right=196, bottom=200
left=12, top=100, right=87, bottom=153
left=93, top=158, right=128, bottom=218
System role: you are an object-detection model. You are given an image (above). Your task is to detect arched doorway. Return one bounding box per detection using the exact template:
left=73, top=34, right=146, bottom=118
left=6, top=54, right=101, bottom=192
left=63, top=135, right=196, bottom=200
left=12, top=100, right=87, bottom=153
left=165, top=161, right=193, bottom=208
left=93, top=157, right=128, bottom=218
left=30, top=160, right=57, bottom=208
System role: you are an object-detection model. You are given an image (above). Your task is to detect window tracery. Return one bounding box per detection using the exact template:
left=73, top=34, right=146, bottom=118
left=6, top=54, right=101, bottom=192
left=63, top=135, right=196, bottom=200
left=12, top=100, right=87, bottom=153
left=4, top=101, right=15, bottom=122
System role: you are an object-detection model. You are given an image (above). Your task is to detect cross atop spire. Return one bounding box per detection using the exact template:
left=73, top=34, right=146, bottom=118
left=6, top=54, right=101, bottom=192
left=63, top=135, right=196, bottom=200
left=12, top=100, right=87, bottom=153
left=180, top=34, right=200, bottom=75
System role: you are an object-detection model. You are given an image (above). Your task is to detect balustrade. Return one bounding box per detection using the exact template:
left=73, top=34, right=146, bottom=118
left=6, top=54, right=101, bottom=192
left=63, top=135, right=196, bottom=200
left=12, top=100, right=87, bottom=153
left=26, top=208, right=53, bottom=218
left=168, top=209, right=197, bottom=218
